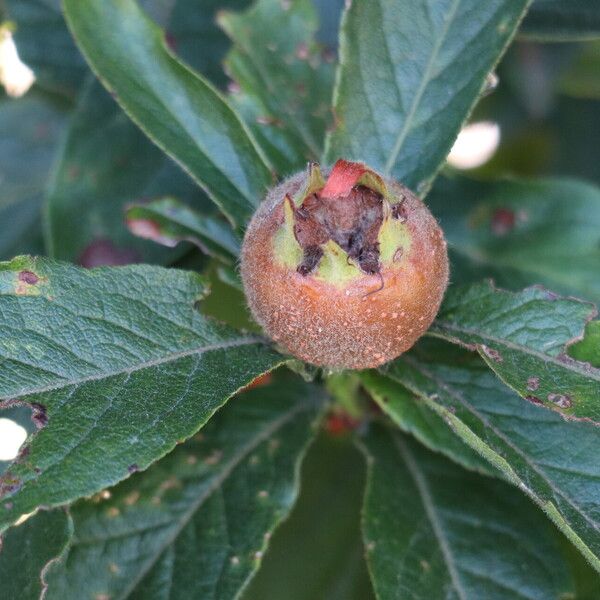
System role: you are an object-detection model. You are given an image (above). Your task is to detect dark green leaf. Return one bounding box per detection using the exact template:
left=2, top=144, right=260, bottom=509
left=428, top=176, right=600, bottom=304
left=382, top=339, right=600, bottom=572
left=359, top=371, right=495, bottom=476
left=219, top=0, right=335, bottom=175
left=0, top=509, right=72, bottom=600
left=45, top=78, right=211, bottom=265
left=160, top=0, right=252, bottom=86
left=325, top=0, right=530, bottom=192
left=63, top=0, right=273, bottom=231
left=521, top=0, right=600, bottom=41
left=0, top=257, right=283, bottom=531
left=0, top=93, right=68, bottom=259
left=126, top=197, right=240, bottom=264
left=5, top=0, right=88, bottom=97
left=570, top=321, right=600, bottom=369
left=430, top=281, right=600, bottom=422
left=244, top=433, right=375, bottom=600
left=43, top=379, right=321, bottom=600
left=361, top=426, right=574, bottom=600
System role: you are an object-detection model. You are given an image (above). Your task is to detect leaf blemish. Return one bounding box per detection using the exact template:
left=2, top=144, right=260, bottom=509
left=527, top=376, right=540, bottom=391
left=481, top=345, right=503, bottom=362
left=525, top=395, right=543, bottom=405
left=30, top=402, right=48, bottom=429
left=18, top=270, right=39, bottom=285
left=547, top=393, right=572, bottom=409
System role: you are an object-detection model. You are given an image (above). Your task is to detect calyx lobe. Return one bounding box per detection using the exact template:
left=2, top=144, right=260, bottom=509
left=288, top=160, right=401, bottom=276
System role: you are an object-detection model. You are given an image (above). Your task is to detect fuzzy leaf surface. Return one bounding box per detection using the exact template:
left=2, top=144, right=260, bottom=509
left=570, top=321, right=600, bottom=369
left=220, top=0, right=335, bottom=175
left=43, top=379, right=321, bottom=600
left=361, top=427, right=574, bottom=600
left=381, top=340, right=600, bottom=572
left=0, top=257, right=282, bottom=531
left=325, top=0, right=530, bottom=191
left=126, top=197, right=240, bottom=264
left=522, top=0, right=600, bottom=41
left=430, top=281, right=600, bottom=422
left=63, top=0, right=273, bottom=231
left=0, top=509, right=72, bottom=600
left=429, top=176, right=600, bottom=304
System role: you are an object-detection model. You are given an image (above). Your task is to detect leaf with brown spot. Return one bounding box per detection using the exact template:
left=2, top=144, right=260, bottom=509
left=42, top=380, right=322, bottom=600
left=0, top=257, right=283, bottom=532
left=430, top=281, right=600, bottom=423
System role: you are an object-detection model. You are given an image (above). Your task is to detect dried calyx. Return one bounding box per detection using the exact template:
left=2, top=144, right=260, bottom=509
left=279, top=160, right=407, bottom=283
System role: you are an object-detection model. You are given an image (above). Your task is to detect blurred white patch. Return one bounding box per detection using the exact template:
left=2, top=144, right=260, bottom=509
left=447, top=121, right=501, bottom=170
left=0, top=418, right=28, bottom=460
left=0, top=28, right=36, bottom=98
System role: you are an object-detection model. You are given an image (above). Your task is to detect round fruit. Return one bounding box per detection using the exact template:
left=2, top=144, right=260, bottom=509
left=240, top=160, right=449, bottom=369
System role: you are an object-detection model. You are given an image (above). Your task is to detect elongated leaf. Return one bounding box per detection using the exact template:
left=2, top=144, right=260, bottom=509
left=521, top=0, right=600, bottom=41
left=219, top=0, right=335, bottom=174
left=6, top=0, right=88, bottom=97
left=43, top=379, right=321, bottom=600
left=361, top=427, right=574, bottom=600
left=359, top=371, right=495, bottom=476
left=428, top=176, right=600, bottom=304
left=0, top=509, right=72, bottom=600
left=0, top=94, right=68, bottom=260
left=430, top=281, right=600, bottom=422
left=126, top=197, right=240, bottom=264
left=382, top=339, right=600, bottom=572
left=45, top=78, right=210, bottom=264
left=325, top=0, right=531, bottom=192
left=0, top=257, right=283, bottom=532
left=570, top=321, right=600, bottom=368
left=63, top=0, right=273, bottom=230
left=245, top=433, right=374, bottom=600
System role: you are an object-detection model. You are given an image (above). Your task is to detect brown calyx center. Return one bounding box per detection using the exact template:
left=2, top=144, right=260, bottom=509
left=293, top=185, right=384, bottom=276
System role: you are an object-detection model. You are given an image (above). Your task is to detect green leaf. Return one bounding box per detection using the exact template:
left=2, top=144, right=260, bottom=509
left=42, top=378, right=321, bottom=600
left=360, top=426, right=574, bottom=600
left=381, top=339, right=600, bottom=572
left=63, top=0, right=273, bottom=231
left=430, top=281, right=600, bottom=422
left=45, top=78, right=211, bottom=265
left=570, top=321, right=600, bottom=368
left=325, top=0, right=531, bottom=192
left=0, top=257, right=283, bottom=532
left=159, top=0, right=252, bottom=87
left=0, top=93, right=68, bottom=260
left=428, top=176, right=600, bottom=304
left=5, top=0, right=88, bottom=97
left=359, top=371, right=495, bottom=476
left=219, top=0, right=335, bottom=175
left=244, top=433, right=375, bottom=600
left=125, top=197, right=240, bottom=264
left=0, top=509, right=72, bottom=600
left=521, top=0, right=600, bottom=41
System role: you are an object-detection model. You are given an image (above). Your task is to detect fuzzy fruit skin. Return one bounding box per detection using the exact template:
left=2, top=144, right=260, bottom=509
left=241, top=169, right=449, bottom=370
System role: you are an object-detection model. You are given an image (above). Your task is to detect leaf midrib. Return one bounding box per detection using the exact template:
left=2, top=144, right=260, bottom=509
left=0, top=336, right=268, bottom=404
left=393, top=434, right=468, bottom=600
left=397, top=357, right=599, bottom=535
left=117, top=400, right=310, bottom=600
left=429, top=321, right=600, bottom=383
left=383, top=0, right=461, bottom=175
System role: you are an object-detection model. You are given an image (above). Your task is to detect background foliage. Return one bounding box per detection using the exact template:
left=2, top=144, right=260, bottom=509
left=0, top=0, right=599, bottom=598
